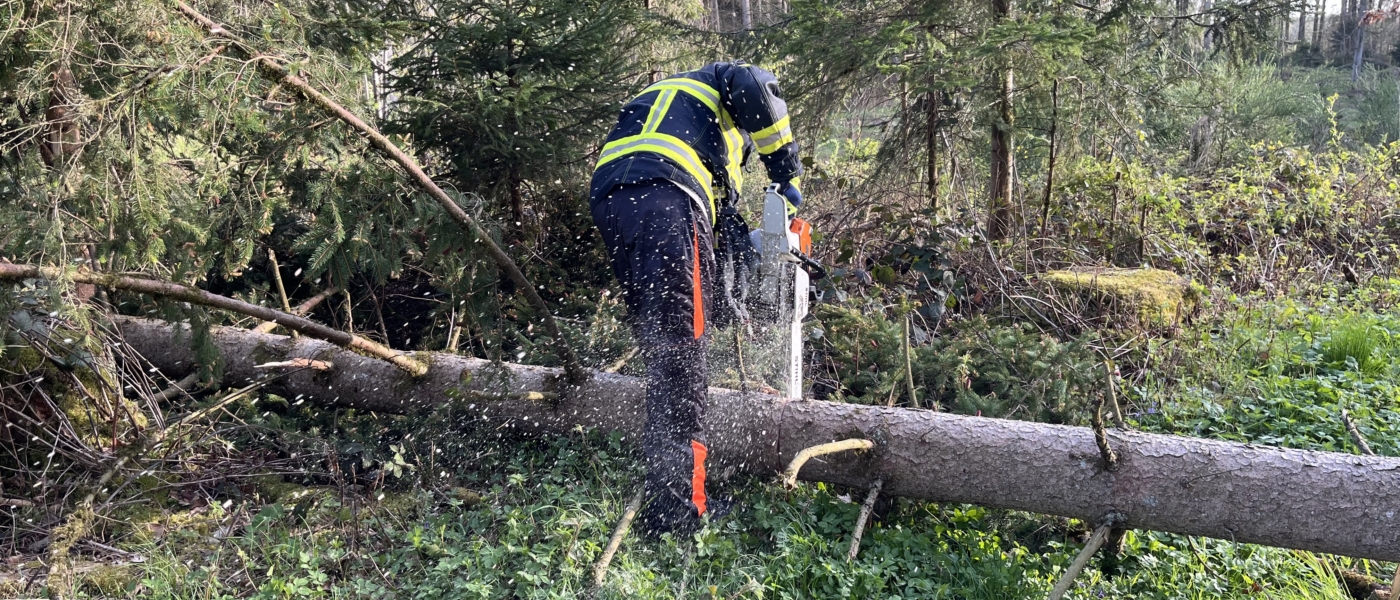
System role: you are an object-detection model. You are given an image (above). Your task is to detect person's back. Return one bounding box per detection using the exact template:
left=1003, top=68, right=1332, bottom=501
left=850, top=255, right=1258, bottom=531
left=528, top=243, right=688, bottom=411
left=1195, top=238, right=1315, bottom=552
left=589, top=61, right=804, bottom=535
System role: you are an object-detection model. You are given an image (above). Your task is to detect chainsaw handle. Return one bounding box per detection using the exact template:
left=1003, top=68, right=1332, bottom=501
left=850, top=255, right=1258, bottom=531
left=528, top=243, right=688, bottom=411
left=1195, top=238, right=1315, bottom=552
left=790, top=249, right=826, bottom=280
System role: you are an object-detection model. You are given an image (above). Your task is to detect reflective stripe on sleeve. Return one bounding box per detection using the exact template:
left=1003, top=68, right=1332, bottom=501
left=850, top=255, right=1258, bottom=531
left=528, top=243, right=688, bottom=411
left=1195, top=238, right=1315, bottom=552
left=720, top=111, right=745, bottom=195
left=752, top=115, right=793, bottom=154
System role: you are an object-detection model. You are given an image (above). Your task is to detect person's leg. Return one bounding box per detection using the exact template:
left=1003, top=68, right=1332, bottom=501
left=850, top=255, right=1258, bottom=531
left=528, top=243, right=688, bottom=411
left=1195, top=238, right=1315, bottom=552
left=590, top=179, right=714, bottom=535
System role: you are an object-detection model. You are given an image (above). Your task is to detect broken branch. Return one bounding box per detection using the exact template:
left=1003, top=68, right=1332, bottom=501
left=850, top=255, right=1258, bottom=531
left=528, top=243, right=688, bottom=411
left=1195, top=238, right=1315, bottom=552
left=255, top=358, right=334, bottom=371
left=0, top=264, right=425, bottom=375
left=783, top=439, right=875, bottom=488
left=1341, top=408, right=1375, bottom=456
left=253, top=286, right=339, bottom=333
left=1048, top=518, right=1117, bottom=600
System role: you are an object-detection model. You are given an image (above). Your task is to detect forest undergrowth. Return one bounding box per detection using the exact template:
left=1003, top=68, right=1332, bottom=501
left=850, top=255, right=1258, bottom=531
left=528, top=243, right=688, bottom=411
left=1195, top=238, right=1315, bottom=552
left=7, top=129, right=1400, bottom=599
left=8, top=0, right=1400, bottom=597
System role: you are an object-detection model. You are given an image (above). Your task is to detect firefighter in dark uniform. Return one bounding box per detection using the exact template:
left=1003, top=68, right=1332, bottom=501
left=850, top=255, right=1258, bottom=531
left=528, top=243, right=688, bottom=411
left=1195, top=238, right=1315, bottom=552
left=589, top=62, right=804, bottom=535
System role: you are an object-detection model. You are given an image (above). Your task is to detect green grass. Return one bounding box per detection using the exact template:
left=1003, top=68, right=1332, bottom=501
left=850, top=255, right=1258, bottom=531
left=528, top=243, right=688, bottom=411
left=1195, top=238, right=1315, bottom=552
left=1135, top=281, right=1400, bottom=456
left=106, top=427, right=1378, bottom=599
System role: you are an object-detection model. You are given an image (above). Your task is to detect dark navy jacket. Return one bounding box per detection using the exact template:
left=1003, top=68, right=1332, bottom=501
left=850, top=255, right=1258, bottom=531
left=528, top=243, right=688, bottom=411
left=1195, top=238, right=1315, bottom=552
left=590, top=62, right=803, bottom=223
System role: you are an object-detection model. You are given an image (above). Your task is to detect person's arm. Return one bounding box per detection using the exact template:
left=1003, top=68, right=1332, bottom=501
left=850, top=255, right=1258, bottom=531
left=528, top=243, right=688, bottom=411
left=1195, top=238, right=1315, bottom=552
left=719, top=63, right=804, bottom=209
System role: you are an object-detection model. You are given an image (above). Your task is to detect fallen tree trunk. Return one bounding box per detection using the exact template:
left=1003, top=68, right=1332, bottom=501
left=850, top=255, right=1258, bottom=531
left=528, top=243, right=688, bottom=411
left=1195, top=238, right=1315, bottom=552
left=116, top=316, right=1400, bottom=561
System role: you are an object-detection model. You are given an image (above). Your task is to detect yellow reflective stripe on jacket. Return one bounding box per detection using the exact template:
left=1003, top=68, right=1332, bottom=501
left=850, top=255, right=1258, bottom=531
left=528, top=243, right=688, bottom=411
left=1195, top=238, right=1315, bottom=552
left=596, top=133, right=716, bottom=220
left=752, top=115, right=793, bottom=154
left=642, top=89, right=676, bottom=133
left=720, top=111, right=745, bottom=195
left=642, top=79, right=720, bottom=114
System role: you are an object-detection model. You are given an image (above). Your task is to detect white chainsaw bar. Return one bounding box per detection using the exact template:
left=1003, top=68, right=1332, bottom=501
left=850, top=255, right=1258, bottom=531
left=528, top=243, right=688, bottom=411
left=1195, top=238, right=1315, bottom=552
left=757, top=183, right=809, bottom=400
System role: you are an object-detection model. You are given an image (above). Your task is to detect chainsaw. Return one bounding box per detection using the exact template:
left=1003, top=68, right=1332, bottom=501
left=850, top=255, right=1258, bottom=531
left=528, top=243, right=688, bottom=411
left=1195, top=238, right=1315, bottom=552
left=751, top=183, right=824, bottom=399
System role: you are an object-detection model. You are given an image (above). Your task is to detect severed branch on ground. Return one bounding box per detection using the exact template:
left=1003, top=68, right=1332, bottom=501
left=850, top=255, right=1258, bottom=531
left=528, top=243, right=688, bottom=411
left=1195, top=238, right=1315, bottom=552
left=591, top=486, right=645, bottom=589
left=1341, top=408, right=1375, bottom=456
left=1047, top=516, right=1120, bottom=600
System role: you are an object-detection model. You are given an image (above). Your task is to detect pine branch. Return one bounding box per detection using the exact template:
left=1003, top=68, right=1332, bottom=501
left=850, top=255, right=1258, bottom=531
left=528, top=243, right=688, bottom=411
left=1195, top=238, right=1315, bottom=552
left=169, top=1, right=587, bottom=385
left=0, top=264, right=427, bottom=376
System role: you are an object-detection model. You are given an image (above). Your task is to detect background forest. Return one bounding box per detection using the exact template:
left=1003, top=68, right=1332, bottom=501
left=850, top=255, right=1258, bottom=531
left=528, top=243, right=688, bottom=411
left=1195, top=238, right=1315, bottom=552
left=5, top=0, right=1400, bottom=597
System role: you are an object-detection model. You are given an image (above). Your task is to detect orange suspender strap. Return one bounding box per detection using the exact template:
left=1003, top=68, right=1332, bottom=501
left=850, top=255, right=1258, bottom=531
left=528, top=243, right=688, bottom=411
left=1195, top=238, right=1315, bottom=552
left=690, top=440, right=708, bottom=515
left=692, top=225, right=705, bottom=339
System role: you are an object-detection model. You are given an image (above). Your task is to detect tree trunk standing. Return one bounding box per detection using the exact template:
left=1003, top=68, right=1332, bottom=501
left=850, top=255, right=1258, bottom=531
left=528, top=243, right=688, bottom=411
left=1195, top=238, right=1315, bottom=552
left=741, top=0, right=752, bottom=30
left=1344, top=0, right=1358, bottom=55
left=1313, top=0, right=1324, bottom=47
left=987, top=67, right=1015, bottom=241
left=1038, top=79, right=1060, bottom=239
left=1297, top=2, right=1308, bottom=45
left=1352, top=0, right=1369, bottom=82
left=927, top=84, right=940, bottom=213
left=1202, top=0, right=1215, bottom=49
left=115, top=317, right=1400, bottom=562
left=987, top=0, right=1016, bottom=242
left=1172, top=0, right=1191, bottom=48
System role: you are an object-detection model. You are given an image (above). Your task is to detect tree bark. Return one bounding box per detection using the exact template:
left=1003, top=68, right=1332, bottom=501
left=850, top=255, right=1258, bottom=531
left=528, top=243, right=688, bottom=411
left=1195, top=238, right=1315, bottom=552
left=1297, top=3, right=1308, bottom=44
left=1313, top=5, right=1323, bottom=47
left=987, top=0, right=1015, bottom=242
left=1352, top=0, right=1369, bottom=82
left=116, top=317, right=1400, bottom=562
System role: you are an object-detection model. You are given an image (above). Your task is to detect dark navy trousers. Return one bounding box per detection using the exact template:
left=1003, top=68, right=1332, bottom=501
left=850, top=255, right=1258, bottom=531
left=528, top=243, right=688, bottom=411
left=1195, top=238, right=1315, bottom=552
left=590, top=179, right=714, bottom=533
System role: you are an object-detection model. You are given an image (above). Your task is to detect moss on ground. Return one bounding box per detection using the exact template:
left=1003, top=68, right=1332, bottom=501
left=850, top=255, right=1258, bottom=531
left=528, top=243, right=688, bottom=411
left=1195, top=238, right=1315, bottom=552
left=1041, top=267, right=1197, bottom=327
left=251, top=475, right=324, bottom=503
left=77, top=563, right=138, bottom=597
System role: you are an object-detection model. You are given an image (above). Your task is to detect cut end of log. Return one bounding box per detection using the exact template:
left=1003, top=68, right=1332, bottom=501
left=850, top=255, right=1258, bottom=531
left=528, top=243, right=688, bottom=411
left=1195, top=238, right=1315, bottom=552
left=255, top=358, right=334, bottom=371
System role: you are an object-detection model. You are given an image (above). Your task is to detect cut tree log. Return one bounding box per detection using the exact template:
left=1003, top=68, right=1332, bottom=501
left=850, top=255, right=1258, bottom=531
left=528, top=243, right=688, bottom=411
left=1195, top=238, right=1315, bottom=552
left=115, top=316, right=1400, bottom=562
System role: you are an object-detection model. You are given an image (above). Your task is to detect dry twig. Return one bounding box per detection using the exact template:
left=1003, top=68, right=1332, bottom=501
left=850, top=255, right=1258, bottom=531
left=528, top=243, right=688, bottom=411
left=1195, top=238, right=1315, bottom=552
left=1341, top=409, right=1375, bottom=456
left=591, top=486, right=645, bottom=588
left=847, top=479, right=883, bottom=561
left=266, top=249, right=296, bottom=338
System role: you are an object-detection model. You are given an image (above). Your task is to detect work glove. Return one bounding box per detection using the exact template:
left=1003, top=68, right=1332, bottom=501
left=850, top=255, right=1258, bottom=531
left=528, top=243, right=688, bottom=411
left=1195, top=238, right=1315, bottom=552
left=777, top=178, right=802, bottom=215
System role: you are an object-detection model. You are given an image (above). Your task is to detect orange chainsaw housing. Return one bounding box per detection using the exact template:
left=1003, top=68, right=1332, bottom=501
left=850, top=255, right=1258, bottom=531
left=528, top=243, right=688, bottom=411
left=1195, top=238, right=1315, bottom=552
left=790, top=218, right=813, bottom=255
